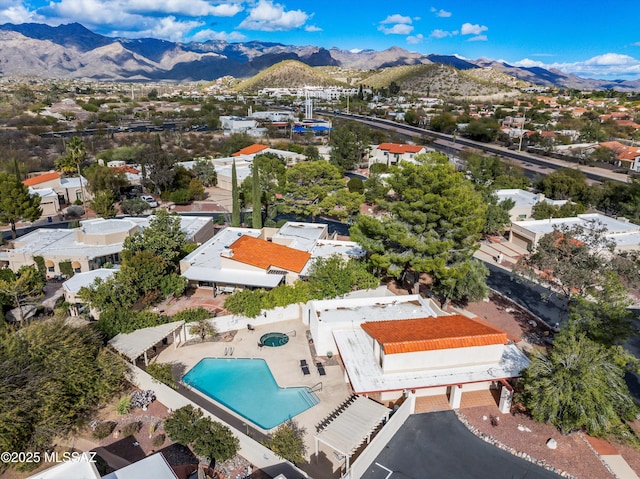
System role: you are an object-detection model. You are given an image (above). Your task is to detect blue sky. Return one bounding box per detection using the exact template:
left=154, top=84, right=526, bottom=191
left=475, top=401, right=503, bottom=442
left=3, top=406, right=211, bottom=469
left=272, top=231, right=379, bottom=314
left=2, top=0, right=640, bottom=79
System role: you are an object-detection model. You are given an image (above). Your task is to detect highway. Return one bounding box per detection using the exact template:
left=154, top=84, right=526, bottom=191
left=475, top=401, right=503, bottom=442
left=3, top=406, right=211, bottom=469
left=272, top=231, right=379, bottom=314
left=321, top=110, right=631, bottom=184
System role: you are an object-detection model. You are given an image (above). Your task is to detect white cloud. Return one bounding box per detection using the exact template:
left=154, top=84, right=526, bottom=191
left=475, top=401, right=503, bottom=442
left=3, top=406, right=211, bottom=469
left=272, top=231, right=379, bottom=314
left=430, top=28, right=457, bottom=39
left=238, top=0, right=308, bottom=31
left=304, top=24, right=322, bottom=32
left=406, top=33, right=424, bottom=44
left=378, top=13, right=413, bottom=35
left=430, top=7, right=451, bottom=17
left=0, top=4, right=40, bottom=23
left=468, top=34, right=487, bottom=42
left=380, top=14, right=412, bottom=24
left=460, top=22, right=487, bottom=35
left=192, top=28, right=246, bottom=42
left=632, top=42, right=640, bottom=47
left=123, top=0, right=243, bottom=17
left=379, top=23, right=413, bottom=35
left=514, top=53, right=640, bottom=79
left=111, top=16, right=204, bottom=42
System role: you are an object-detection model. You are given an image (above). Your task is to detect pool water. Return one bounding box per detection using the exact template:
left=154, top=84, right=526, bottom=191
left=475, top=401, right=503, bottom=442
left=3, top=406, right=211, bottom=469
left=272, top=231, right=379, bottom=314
left=260, top=332, right=289, bottom=347
left=182, top=358, right=319, bottom=430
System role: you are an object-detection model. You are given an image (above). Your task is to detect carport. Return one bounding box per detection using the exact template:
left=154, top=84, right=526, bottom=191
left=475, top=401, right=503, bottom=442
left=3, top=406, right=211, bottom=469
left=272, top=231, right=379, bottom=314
left=314, top=396, right=390, bottom=471
left=108, top=320, right=186, bottom=366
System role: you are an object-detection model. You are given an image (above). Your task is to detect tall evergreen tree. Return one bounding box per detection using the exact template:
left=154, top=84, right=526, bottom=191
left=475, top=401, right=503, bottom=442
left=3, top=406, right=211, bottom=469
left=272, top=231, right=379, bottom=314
left=0, top=172, right=42, bottom=239
left=252, top=164, right=262, bottom=229
left=231, top=159, right=241, bottom=227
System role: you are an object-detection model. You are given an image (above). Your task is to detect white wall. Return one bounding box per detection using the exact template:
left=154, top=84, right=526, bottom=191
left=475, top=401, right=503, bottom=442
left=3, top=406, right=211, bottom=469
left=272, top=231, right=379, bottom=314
left=381, top=344, right=505, bottom=373
left=347, top=395, right=415, bottom=479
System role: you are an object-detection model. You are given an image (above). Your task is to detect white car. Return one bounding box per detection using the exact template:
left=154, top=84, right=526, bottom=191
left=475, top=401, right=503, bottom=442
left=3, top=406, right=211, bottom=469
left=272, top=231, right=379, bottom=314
left=140, top=195, right=158, bottom=208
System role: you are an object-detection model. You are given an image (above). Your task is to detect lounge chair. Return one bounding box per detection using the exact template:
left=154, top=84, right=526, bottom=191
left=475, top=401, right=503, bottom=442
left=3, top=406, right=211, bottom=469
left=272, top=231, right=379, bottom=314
left=316, top=362, right=326, bottom=376
left=257, top=342, right=264, bottom=349
left=301, top=364, right=310, bottom=375
left=300, top=359, right=308, bottom=367
left=247, top=324, right=255, bottom=332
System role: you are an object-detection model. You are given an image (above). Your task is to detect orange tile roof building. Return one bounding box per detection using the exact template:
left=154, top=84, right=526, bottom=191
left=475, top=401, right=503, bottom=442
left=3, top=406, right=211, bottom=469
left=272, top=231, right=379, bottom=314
left=368, top=143, right=428, bottom=167
left=222, top=235, right=312, bottom=280
left=306, top=295, right=529, bottom=409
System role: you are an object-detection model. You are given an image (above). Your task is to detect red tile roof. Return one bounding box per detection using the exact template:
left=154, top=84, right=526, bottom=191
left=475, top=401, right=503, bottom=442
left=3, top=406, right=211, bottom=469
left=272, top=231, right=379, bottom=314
left=232, top=144, right=269, bottom=156
left=377, top=143, right=424, bottom=154
left=23, top=171, right=61, bottom=186
left=113, top=165, right=140, bottom=174
left=361, top=315, right=508, bottom=354
left=228, top=235, right=311, bottom=273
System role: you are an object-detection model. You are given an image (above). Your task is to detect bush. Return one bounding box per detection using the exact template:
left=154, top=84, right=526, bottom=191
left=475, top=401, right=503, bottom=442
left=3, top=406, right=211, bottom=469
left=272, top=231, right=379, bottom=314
left=369, top=163, right=389, bottom=174
left=116, top=395, right=131, bottom=415
left=146, top=363, right=177, bottom=390
left=346, top=177, right=364, bottom=194
left=169, top=189, right=191, bottom=205
left=92, top=421, right=117, bottom=440
left=151, top=433, right=166, bottom=448
left=121, top=421, right=141, bottom=437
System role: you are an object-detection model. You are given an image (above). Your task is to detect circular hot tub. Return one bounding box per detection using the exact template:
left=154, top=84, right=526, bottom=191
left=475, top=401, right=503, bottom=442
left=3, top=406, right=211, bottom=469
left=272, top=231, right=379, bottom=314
left=260, top=332, right=289, bottom=347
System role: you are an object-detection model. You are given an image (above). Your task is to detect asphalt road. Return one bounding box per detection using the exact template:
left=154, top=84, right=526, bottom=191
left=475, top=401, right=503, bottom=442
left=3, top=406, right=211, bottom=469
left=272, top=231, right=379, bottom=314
left=484, top=262, right=569, bottom=329
left=361, top=411, right=562, bottom=479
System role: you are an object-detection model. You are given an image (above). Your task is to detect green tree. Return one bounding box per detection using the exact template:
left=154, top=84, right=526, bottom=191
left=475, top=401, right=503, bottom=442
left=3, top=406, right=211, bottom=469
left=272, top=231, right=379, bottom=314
left=192, top=160, right=217, bottom=187
left=122, top=209, right=187, bottom=272
left=531, top=201, right=586, bottom=220
left=83, top=164, right=128, bottom=197
left=138, top=134, right=175, bottom=194
left=251, top=162, right=262, bottom=229
left=0, top=172, right=42, bottom=239
left=240, top=154, right=286, bottom=221
left=307, top=256, right=378, bottom=299
left=566, top=273, right=636, bottom=347
left=165, top=406, right=239, bottom=463
left=519, top=332, right=637, bottom=437
left=329, top=121, right=370, bottom=171
left=462, top=118, right=500, bottom=142
left=146, top=363, right=177, bottom=389
left=350, top=153, right=486, bottom=291
left=283, top=161, right=344, bottom=218
left=363, top=174, right=387, bottom=205
left=515, top=222, right=617, bottom=299
left=188, top=178, right=206, bottom=201
left=120, top=198, right=149, bottom=216
left=231, top=160, right=241, bottom=227
left=222, top=133, right=253, bottom=156
left=537, top=168, right=588, bottom=201
left=436, top=259, right=489, bottom=306
left=316, top=189, right=363, bottom=222
left=261, top=420, right=307, bottom=465
left=0, top=320, right=125, bottom=461
left=170, top=189, right=191, bottom=205
left=346, top=177, right=364, bottom=194
left=90, top=191, right=117, bottom=219
left=429, top=113, right=457, bottom=133
left=483, top=196, right=514, bottom=235
left=0, top=266, right=45, bottom=321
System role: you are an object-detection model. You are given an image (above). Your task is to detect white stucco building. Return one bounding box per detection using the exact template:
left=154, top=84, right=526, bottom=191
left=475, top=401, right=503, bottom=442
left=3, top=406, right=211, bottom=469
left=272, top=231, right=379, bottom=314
left=495, top=189, right=568, bottom=222
left=304, top=294, right=529, bottom=409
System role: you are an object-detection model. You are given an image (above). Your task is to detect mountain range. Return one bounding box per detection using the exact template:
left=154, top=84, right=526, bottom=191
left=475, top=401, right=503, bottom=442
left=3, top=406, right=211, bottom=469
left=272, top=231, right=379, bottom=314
left=0, top=22, right=639, bottom=91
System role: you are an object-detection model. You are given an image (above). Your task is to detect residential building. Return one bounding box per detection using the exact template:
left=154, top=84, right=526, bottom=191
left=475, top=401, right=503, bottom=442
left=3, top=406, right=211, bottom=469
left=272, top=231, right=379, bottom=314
left=495, top=189, right=568, bottom=222
left=368, top=143, right=427, bottom=167
left=180, top=222, right=364, bottom=294
left=508, top=213, right=640, bottom=252
left=232, top=143, right=306, bottom=165
left=304, top=294, right=528, bottom=409
left=1, top=216, right=215, bottom=278
left=23, top=171, right=91, bottom=207
left=63, top=267, right=117, bottom=316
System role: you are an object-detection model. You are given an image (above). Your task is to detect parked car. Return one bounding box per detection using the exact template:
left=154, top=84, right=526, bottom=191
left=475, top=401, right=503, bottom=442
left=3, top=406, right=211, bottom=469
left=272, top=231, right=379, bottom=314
left=140, top=195, right=158, bottom=208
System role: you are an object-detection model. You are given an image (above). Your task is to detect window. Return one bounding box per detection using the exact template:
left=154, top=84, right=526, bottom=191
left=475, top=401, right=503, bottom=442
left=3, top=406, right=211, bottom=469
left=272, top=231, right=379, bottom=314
left=48, top=266, right=55, bottom=272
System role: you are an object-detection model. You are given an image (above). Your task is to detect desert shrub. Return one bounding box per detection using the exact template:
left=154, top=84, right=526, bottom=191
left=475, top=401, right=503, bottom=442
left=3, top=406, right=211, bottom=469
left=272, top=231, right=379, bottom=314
left=121, top=421, right=141, bottom=437
left=116, top=395, right=131, bottom=415
left=92, top=421, right=117, bottom=440
left=152, top=433, right=166, bottom=448
left=146, top=363, right=177, bottom=390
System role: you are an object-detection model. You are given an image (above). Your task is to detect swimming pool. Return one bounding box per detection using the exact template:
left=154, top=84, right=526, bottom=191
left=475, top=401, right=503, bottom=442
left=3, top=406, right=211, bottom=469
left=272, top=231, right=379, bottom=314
left=182, top=358, right=319, bottom=430
left=260, top=332, right=289, bottom=347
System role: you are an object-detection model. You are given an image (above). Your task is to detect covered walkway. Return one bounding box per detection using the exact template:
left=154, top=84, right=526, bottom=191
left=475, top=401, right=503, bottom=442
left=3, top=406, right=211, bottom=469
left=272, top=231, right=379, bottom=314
left=315, top=396, right=390, bottom=471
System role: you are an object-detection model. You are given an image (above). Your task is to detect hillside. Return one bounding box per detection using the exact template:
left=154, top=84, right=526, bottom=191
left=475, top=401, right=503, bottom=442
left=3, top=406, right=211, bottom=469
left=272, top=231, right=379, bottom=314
left=359, top=64, right=524, bottom=98
left=235, top=60, right=347, bottom=92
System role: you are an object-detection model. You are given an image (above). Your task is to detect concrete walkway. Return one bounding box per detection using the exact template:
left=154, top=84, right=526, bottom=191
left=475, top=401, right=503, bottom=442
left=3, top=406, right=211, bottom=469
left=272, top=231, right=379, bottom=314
left=586, top=436, right=640, bottom=479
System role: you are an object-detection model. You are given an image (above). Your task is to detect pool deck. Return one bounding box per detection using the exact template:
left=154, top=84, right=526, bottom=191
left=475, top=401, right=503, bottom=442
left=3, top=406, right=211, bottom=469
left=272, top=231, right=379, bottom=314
left=156, top=318, right=352, bottom=477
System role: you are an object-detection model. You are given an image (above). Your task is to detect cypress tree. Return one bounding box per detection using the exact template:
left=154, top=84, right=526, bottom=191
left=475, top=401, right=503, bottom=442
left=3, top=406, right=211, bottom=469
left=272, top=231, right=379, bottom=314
left=252, top=165, right=262, bottom=229
left=231, top=160, right=240, bottom=227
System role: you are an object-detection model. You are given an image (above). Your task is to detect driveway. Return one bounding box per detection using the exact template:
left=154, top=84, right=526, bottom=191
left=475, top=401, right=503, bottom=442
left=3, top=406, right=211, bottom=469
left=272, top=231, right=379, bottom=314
left=361, top=411, right=561, bottom=479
